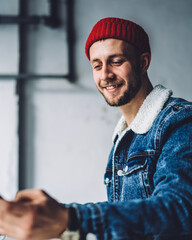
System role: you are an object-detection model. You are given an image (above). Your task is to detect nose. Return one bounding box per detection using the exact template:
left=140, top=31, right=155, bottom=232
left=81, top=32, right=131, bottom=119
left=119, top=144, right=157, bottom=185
left=100, top=64, right=115, bottom=81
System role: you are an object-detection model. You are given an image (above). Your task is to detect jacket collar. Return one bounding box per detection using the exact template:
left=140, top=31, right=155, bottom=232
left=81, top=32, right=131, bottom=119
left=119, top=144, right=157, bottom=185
left=112, top=85, right=173, bottom=141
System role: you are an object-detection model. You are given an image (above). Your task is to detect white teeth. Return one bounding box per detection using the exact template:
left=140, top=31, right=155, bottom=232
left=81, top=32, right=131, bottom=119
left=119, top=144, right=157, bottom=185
left=106, top=85, right=118, bottom=89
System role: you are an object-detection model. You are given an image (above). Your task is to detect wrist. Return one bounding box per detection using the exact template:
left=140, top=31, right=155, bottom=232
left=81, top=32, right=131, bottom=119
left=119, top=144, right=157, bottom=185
left=68, top=207, right=79, bottom=231
left=60, top=206, right=80, bottom=240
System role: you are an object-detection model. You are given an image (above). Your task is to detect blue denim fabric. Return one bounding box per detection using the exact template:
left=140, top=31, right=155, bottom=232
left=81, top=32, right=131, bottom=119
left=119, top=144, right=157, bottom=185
left=73, top=95, right=192, bottom=240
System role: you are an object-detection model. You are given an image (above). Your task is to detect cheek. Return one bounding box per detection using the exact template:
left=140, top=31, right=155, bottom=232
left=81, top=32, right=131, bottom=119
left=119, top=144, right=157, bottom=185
left=119, top=71, right=131, bottom=83
left=117, top=64, right=132, bottom=80
left=122, top=69, right=136, bottom=82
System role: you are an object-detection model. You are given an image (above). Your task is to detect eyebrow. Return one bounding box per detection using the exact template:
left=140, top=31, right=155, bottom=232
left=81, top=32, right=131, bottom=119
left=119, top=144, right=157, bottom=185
left=90, top=58, right=100, bottom=64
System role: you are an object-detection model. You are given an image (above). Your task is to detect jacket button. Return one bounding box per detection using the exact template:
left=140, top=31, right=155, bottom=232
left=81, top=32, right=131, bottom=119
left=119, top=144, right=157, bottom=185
left=124, top=165, right=128, bottom=172
left=86, top=233, right=97, bottom=240
left=117, top=170, right=123, bottom=176
left=105, top=178, right=110, bottom=184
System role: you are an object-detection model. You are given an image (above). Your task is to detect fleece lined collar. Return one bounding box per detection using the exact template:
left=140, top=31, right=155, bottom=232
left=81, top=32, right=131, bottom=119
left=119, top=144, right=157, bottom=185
left=112, top=85, right=173, bottom=141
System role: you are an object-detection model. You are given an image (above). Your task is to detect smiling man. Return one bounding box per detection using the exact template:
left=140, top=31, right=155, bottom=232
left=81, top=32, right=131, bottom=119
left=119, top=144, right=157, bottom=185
left=89, top=37, right=152, bottom=125
left=90, top=39, right=145, bottom=105
left=0, top=17, right=192, bottom=240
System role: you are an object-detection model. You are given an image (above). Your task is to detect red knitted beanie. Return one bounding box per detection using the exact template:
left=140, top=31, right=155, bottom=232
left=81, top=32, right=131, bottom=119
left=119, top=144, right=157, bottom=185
left=85, top=17, right=151, bottom=60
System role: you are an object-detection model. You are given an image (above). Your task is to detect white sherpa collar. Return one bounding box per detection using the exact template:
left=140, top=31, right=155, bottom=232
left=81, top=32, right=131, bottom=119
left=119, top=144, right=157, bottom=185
left=112, top=85, right=173, bottom=141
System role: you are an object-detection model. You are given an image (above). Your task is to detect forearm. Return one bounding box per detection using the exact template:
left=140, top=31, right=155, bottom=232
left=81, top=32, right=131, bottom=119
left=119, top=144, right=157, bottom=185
left=73, top=193, right=192, bottom=240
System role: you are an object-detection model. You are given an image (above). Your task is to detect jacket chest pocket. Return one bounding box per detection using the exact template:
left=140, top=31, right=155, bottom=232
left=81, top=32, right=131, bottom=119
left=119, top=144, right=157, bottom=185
left=120, top=155, right=153, bottom=201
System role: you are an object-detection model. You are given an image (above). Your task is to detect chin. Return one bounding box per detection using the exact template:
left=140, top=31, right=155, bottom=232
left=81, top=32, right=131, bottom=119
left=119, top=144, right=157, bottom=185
left=105, top=94, right=132, bottom=107
left=104, top=98, right=124, bottom=107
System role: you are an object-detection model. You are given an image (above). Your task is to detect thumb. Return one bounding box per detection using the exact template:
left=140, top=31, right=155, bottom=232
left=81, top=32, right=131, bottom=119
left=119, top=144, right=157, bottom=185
left=15, top=189, right=47, bottom=203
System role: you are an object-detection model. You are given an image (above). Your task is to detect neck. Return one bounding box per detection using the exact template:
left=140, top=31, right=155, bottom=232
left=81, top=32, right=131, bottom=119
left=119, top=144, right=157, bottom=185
left=120, top=75, right=153, bottom=126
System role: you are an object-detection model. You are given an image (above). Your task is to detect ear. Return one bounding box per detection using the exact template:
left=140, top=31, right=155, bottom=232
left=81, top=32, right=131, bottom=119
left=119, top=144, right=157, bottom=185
left=140, top=53, right=151, bottom=75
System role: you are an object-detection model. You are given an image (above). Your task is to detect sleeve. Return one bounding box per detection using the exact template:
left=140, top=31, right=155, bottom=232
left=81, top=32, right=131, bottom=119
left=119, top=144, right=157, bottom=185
left=72, top=111, right=192, bottom=240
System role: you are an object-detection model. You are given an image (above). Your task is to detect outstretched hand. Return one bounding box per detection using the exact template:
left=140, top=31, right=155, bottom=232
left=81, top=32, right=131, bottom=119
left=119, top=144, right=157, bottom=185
left=0, top=189, right=69, bottom=240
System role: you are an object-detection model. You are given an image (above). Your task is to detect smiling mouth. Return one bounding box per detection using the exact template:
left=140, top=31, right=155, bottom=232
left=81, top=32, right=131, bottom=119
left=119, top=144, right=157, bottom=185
left=104, top=83, right=123, bottom=90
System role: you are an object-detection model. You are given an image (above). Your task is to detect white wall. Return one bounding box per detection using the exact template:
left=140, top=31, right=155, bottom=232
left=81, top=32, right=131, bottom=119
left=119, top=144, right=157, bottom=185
left=0, top=0, right=18, bottom=200
left=0, top=0, right=191, bottom=207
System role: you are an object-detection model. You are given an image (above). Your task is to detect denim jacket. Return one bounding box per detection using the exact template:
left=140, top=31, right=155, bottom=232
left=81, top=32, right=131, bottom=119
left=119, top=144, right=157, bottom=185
left=73, top=85, right=192, bottom=240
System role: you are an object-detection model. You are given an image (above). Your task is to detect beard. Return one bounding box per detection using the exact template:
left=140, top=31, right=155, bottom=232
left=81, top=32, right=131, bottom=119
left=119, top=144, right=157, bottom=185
left=99, top=66, right=142, bottom=107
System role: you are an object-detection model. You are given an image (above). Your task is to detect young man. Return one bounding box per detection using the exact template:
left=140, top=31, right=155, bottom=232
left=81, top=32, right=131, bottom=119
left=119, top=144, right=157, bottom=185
left=0, top=17, right=192, bottom=240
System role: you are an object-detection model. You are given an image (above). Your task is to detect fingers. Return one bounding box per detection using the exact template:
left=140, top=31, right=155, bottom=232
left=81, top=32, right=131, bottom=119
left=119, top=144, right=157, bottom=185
left=0, top=190, right=68, bottom=240
left=15, top=189, right=48, bottom=203
left=0, top=200, right=26, bottom=239
left=0, top=199, right=42, bottom=240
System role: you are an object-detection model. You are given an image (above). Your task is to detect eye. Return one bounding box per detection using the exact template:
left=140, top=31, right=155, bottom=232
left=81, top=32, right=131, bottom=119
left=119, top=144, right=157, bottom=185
left=92, top=63, right=102, bottom=70
left=111, top=59, right=124, bottom=66
left=113, top=61, right=122, bottom=65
